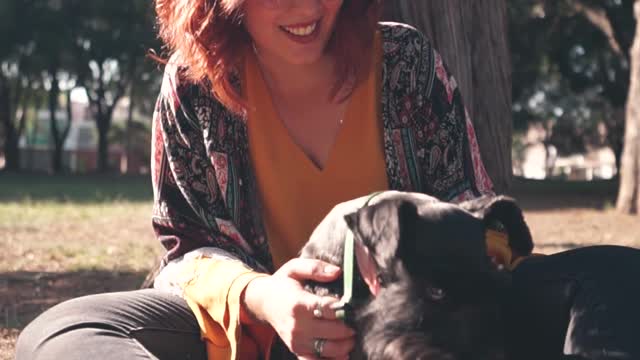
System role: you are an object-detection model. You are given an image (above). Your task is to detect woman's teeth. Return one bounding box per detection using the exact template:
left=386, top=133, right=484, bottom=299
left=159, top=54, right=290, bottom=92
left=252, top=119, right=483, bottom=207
left=282, top=22, right=317, bottom=36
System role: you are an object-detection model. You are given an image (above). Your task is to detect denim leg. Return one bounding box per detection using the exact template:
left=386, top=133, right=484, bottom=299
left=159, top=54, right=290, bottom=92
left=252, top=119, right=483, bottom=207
left=15, top=289, right=207, bottom=360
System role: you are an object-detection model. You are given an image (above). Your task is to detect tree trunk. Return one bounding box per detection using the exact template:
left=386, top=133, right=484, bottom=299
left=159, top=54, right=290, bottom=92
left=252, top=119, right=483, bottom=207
left=93, top=97, right=116, bottom=173
left=124, top=83, right=134, bottom=174
left=608, top=107, right=626, bottom=173
left=48, top=66, right=74, bottom=174
left=124, top=57, right=138, bottom=175
left=96, top=109, right=111, bottom=173
left=616, top=0, right=640, bottom=215
left=48, top=67, right=63, bottom=173
left=86, top=61, right=126, bottom=174
left=383, top=0, right=513, bottom=194
left=0, top=79, right=20, bottom=171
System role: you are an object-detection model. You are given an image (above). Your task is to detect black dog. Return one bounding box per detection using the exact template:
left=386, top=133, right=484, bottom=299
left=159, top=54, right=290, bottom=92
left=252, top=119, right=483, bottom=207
left=504, top=244, right=640, bottom=360
left=299, top=191, right=534, bottom=360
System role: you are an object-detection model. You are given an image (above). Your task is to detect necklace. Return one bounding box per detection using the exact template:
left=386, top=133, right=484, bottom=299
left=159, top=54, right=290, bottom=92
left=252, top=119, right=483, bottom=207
left=251, top=43, right=348, bottom=129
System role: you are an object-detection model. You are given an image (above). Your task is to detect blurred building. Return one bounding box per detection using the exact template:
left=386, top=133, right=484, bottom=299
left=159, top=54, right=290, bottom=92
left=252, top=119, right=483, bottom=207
left=18, top=92, right=150, bottom=174
left=513, top=124, right=617, bottom=181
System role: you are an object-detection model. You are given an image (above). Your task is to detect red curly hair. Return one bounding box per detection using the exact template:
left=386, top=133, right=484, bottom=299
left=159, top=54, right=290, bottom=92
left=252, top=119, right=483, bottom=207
left=155, top=0, right=382, bottom=114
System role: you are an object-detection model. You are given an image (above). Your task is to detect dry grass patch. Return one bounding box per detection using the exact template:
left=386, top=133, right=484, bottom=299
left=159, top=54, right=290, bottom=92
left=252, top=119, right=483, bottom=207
left=0, top=201, right=160, bottom=272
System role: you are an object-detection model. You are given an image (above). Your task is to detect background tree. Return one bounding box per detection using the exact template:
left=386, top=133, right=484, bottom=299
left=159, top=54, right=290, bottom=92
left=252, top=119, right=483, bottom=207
left=69, top=0, right=158, bottom=172
left=616, top=0, right=640, bottom=214
left=510, top=0, right=637, bottom=213
left=383, top=0, right=513, bottom=194
left=121, top=16, right=163, bottom=174
left=0, top=0, right=160, bottom=174
left=511, top=0, right=634, bottom=168
left=31, top=0, right=76, bottom=173
left=0, top=0, right=37, bottom=172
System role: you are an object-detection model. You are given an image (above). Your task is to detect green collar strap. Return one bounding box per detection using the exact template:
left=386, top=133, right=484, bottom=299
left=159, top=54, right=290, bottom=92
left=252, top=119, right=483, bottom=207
left=334, top=191, right=383, bottom=322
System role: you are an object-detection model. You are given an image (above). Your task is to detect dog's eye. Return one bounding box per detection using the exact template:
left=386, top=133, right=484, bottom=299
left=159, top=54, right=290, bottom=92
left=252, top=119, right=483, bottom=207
left=426, top=286, right=446, bottom=301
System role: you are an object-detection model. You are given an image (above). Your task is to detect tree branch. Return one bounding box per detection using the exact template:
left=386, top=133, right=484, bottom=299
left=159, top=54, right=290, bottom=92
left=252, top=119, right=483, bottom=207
left=570, top=0, right=627, bottom=59
left=62, top=89, right=72, bottom=140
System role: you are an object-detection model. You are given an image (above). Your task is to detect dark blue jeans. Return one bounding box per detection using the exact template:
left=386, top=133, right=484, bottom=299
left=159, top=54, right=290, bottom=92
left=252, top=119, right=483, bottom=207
left=507, top=245, right=640, bottom=360
left=15, top=289, right=207, bottom=360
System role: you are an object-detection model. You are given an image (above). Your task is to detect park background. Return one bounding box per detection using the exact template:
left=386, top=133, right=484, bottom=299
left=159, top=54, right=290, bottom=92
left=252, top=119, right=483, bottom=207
left=2, top=0, right=640, bottom=357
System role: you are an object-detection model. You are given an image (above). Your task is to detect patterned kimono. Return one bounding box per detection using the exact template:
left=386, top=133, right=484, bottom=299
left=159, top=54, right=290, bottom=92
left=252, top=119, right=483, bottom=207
left=151, top=22, right=494, bottom=276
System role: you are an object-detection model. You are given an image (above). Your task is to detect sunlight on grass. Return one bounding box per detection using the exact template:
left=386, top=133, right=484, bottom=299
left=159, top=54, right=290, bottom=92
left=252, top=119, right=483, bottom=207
left=0, top=174, right=163, bottom=273
left=0, top=200, right=162, bottom=273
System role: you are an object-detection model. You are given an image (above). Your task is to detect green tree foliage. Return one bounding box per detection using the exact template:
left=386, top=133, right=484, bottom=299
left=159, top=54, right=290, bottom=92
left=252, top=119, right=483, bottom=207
left=30, top=0, right=77, bottom=173
left=66, top=0, right=159, bottom=172
left=0, top=0, right=160, bottom=173
left=511, top=0, right=635, bottom=166
left=0, top=0, right=39, bottom=171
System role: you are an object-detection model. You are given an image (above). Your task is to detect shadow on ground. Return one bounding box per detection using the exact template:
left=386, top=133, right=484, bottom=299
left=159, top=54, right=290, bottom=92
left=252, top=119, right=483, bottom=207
left=0, top=173, right=152, bottom=203
left=507, top=177, right=619, bottom=211
left=0, top=270, right=148, bottom=330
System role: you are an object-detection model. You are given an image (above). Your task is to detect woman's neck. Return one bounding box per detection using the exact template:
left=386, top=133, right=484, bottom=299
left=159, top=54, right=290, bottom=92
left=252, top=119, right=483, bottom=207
left=253, top=48, right=337, bottom=101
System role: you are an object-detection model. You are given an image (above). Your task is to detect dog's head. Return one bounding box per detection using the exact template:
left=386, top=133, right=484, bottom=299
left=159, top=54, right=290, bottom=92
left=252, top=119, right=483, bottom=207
left=341, top=195, right=531, bottom=360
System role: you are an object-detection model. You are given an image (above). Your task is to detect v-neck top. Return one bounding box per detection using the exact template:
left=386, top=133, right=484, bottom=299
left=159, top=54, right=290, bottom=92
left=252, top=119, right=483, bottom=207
left=246, top=31, right=388, bottom=268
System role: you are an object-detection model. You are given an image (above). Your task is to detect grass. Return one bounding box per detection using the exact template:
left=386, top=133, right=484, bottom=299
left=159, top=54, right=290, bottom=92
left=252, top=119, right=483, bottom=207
left=0, top=200, right=160, bottom=273
left=0, top=174, right=161, bottom=273
left=509, top=177, right=619, bottom=197
left=0, top=173, right=163, bottom=359
left=0, top=173, right=152, bottom=203
left=507, top=177, right=620, bottom=211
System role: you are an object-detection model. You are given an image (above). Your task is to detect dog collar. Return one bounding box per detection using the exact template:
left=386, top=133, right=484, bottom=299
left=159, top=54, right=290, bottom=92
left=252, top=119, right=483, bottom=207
left=334, top=228, right=355, bottom=321
left=335, top=191, right=383, bottom=322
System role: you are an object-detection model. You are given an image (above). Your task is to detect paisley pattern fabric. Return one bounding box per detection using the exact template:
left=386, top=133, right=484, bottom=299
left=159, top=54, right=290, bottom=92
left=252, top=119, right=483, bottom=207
left=151, top=22, right=494, bottom=273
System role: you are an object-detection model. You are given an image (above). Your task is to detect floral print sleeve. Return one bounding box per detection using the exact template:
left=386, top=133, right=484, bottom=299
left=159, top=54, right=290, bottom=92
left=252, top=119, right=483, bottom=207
left=431, top=48, right=494, bottom=201
left=151, top=63, right=269, bottom=271
left=151, top=63, right=277, bottom=358
left=378, top=23, right=494, bottom=203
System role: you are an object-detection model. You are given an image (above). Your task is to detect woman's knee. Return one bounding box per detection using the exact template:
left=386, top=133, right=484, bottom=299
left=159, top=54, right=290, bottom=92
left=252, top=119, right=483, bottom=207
left=16, top=290, right=203, bottom=360
left=16, top=292, right=134, bottom=359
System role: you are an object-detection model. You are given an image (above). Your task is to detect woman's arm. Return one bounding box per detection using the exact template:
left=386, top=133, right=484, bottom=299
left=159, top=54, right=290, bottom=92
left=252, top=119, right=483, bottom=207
left=151, top=66, right=262, bottom=268
left=151, top=65, right=275, bottom=359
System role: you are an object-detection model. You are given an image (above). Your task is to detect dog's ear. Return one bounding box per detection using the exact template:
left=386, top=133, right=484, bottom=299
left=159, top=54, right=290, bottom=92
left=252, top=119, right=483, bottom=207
left=344, top=200, right=419, bottom=296
left=459, top=195, right=534, bottom=258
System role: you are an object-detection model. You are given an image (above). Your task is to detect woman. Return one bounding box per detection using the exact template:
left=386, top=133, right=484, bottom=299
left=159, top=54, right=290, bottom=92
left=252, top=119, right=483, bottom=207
left=16, top=0, right=494, bottom=359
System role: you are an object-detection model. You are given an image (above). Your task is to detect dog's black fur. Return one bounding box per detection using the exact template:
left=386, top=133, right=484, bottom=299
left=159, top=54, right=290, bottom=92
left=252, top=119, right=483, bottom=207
left=299, top=191, right=534, bottom=360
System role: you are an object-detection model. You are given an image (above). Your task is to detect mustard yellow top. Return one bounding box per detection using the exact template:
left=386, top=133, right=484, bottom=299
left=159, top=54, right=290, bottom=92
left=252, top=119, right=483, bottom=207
left=247, top=32, right=387, bottom=269
left=180, top=31, right=386, bottom=360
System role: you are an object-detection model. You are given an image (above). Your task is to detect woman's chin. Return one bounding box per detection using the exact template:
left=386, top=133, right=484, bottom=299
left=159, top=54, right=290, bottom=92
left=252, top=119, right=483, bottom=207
left=280, top=48, right=330, bottom=67
left=285, top=56, right=323, bottom=66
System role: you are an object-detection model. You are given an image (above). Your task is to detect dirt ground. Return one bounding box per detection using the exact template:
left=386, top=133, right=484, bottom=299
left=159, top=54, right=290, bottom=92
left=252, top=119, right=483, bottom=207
left=2, top=178, right=639, bottom=359
left=507, top=179, right=640, bottom=254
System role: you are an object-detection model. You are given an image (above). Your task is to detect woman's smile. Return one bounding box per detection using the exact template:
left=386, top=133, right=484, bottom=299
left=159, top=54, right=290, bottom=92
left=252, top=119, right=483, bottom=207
left=243, top=0, right=343, bottom=66
left=280, top=19, right=322, bottom=43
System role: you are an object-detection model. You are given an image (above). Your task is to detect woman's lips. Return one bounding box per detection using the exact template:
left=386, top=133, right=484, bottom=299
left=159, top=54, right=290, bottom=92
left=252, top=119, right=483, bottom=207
left=280, top=19, right=322, bottom=44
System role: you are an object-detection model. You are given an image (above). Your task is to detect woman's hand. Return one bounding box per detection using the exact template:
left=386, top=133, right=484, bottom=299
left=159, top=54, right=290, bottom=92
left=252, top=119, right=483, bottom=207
left=243, top=258, right=355, bottom=359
